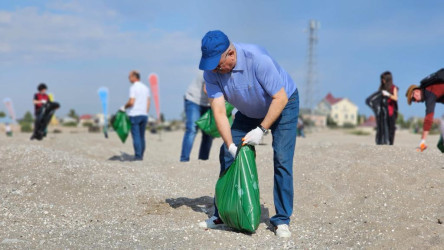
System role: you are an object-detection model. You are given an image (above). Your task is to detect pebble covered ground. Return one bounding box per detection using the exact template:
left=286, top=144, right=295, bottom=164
left=0, top=129, right=443, bottom=249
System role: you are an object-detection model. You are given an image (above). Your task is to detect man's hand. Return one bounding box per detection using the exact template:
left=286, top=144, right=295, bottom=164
left=382, top=90, right=391, bottom=97
left=41, top=100, right=47, bottom=104
left=228, top=143, right=238, bottom=158
left=242, top=127, right=264, bottom=145
left=417, top=139, right=427, bottom=152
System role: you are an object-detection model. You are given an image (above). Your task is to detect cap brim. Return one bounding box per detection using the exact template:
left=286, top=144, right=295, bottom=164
left=406, top=85, right=419, bottom=105
left=199, top=54, right=222, bottom=71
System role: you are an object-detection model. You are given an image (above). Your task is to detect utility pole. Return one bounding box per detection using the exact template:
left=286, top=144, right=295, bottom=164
left=305, top=20, right=320, bottom=115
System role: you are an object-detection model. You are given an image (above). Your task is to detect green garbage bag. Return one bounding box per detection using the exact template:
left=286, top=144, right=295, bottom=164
left=195, top=102, right=234, bottom=138
left=437, top=135, right=444, bottom=153
left=111, top=111, right=131, bottom=143
left=215, top=144, right=261, bottom=233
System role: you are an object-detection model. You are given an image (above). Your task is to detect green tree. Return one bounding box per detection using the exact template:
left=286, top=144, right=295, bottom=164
left=327, top=116, right=337, bottom=128
left=396, top=112, right=407, bottom=129
left=0, top=111, right=5, bottom=118
left=19, top=111, right=34, bottom=133
left=68, top=109, right=79, bottom=122
left=21, top=111, right=34, bottom=123
left=357, top=114, right=366, bottom=125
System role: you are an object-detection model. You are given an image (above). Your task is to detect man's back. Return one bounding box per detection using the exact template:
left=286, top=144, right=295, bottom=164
left=127, top=81, right=150, bottom=117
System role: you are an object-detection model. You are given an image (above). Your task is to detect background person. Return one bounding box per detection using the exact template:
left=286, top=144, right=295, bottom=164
left=406, top=82, right=444, bottom=151
left=5, top=123, right=12, bottom=137
left=197, top=30, right=299, bottom=238
left=33, top=83, right=49, bottom=117
left=180, top=73, right=213, bottom=162
left=121, top=70, right=150, bottom=161
left=32, top=83, right=49, bottom=139
left=379, top=71, right=398, bottom=145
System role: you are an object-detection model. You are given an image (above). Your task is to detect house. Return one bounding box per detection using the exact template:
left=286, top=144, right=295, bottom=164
left=359, top=116, right=376, bottom=133
left=316, top=93, right=359, bottom=126
left=79, top=114, right=94, bottom=126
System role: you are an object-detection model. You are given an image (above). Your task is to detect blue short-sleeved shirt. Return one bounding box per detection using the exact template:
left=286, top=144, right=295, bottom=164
left=204, top=43, right=297, bottom=119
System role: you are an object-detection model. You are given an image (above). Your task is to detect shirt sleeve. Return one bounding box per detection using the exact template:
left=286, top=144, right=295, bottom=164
left=204, top=71, right=223, bottom=99
left=423, top=90, right=437, bottom=131
left=254, top=54, right=285, bottom=96
left=146, top=86, right=151, bottom=98
left=34, top=94, right=38, bottom=100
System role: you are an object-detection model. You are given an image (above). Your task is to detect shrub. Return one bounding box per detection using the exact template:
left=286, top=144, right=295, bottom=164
left=20, top=122, right=33, bottom=133
left=327, top=116, right=337, bottom=128
left=82, top=122, right=93, bottom=127
left=342, top=122, right=356, bottom=129
left=62, top=121, right=78, bottom=127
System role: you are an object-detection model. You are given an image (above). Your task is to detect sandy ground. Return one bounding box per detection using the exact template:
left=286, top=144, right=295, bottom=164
left=0, top=128, right=443, bottom=249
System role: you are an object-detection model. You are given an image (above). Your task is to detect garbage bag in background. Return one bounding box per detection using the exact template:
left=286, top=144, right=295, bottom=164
left=438, top=119, right=444, bottom=153
left=366, top=91, right=390, bottom=145
left=195, top=102, right=234, bottom=138
left=111, top=111, right=131, bottom=143
left=215, top=144, right=261, bottom=233
left=31, top=101, right=60, bottom=141
left=437, top=136, right=444, bottom=153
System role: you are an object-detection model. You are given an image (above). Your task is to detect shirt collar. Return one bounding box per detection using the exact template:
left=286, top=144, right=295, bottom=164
left=232, top=43, right=245, bottom=71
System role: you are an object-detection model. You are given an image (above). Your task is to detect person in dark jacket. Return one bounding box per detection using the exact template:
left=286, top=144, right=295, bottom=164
left=33, top=83, right=49, bottom=116
left=379, top=71, right=398, bottom=145
left=406, top=83, right=444, bottom=151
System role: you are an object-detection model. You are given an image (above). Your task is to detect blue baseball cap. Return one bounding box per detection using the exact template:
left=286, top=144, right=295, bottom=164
left=199, top=30, right=230, bottom=70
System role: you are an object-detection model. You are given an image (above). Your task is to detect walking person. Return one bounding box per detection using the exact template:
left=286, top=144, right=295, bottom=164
left=121, top=70, right=150, bottom=161
left=380, top=71, right=398, bottom=145
left=197, top=30, right=299, bottom=238
left=180, top=73, right=213, bottom=162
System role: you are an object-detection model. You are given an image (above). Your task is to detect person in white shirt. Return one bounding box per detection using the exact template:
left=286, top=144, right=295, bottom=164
left=180, top=73, right=213, bottom=162
left=122, top=70, right=151, bottom=161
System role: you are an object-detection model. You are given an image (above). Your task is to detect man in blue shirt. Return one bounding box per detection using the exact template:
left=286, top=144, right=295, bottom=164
left=197, top=30, right=299, bottom=238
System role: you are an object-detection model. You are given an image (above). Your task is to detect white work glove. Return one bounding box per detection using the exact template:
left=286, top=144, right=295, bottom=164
left=41, top=100, right=47, bottom=104
left=242, top=127, right=264, bottom=145
left=382, top=90, right=391, bottom=97
left=119, top=106, right=126, bottom=112
left=228, top=143, right=238, bottom=158
left=417, top=139, right=427, bottom=152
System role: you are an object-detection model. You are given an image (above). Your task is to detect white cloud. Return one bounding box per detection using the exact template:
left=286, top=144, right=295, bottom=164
left=0, top=11, right=12, bottom=24
left=0, top=4, right=199, bottom=66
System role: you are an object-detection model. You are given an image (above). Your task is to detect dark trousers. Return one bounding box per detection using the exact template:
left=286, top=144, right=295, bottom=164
left=388, top=113, right=397, bottom=145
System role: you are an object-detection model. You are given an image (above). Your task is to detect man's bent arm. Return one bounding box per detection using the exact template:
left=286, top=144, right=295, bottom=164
left=210, top=96, right=233, bottom=147
left=124, top=98, right=135, bottom=109
left=260, top=87, right=288, bottom=130
left=421, top=130, right=429, bottom=140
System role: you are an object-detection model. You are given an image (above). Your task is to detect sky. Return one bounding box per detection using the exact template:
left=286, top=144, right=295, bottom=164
left=0, top=0, right=443, bottom=120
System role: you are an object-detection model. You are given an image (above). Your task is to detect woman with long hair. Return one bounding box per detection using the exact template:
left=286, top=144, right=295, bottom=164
left=379, top=71, right=398, bottom=145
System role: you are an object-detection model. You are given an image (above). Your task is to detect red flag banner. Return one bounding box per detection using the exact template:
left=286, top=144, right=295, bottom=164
left=148, top=73, right=160, bottom=120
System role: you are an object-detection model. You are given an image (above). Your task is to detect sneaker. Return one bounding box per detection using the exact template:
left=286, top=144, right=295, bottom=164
left=198, top=216, right=225, bottom=229
left=275, top=224, right=291, bottom=238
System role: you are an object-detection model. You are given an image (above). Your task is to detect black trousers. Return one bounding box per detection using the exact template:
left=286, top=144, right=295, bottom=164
left=388, top=113, right=397, bottom=145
